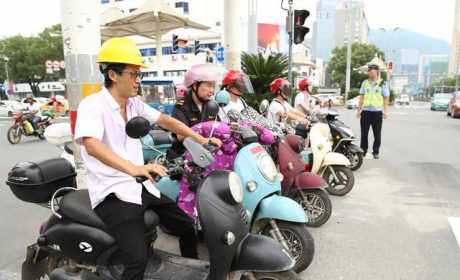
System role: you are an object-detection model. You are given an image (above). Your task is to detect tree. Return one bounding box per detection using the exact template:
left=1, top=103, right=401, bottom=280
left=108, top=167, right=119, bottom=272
left=241, top=52, right=288, bottom=107
left=328, top=43, right=385, bottom=98
left=0, top=24, right=63, bottom=94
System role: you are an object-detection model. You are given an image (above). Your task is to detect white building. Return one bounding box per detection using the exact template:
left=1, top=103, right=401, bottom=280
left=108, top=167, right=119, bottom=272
left=449, top=0, right=460, bottom=75
left=334, top=0, right=369, bottom=48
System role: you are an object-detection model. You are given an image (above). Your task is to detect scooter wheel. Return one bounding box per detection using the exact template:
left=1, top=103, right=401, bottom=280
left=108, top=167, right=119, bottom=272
left=264, top=222, right=315, bottom=273
left=324, top=165, right=355, bottom=196
left=294, top=189, right=332, bottom=227
left=346, top=150, right=363, bottom=171
left=7, top=126, right=22, bottom=144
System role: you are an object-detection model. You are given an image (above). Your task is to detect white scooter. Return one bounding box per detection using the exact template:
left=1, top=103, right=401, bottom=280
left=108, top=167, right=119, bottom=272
left=301, top=122, right=355, bottom=196
left=43, top=122, right=75, bottom=166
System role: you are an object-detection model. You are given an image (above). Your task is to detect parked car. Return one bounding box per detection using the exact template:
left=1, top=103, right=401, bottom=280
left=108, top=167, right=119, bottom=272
left=0, top=101, right=14, bottom=117
left=431, top=93, right=450, bottom=111
left=346, top=96, right=360, bottom=109
left=447, top=92, right=460, bottom=118
left=396, top=94, right=410, bottom=106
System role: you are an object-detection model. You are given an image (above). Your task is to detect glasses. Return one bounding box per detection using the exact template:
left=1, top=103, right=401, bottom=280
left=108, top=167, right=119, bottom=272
left=121, top=70, right=144, bottom=80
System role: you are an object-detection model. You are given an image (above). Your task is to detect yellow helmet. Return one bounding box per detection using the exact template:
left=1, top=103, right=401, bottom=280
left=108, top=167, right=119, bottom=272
left=97, top=37, right=147, bottom=68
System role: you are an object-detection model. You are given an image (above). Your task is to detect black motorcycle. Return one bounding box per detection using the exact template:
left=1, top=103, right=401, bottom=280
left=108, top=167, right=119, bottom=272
left=324, top=111, right=364, bottom=171
left=6, top=117, right=299, bottom=280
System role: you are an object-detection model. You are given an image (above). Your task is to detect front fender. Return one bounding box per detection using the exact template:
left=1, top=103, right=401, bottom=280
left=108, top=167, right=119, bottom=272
left=156, top=177, right=180, bottom=201
left=322, top=152, right=350, bottom=167
left=254, top=194, right=307, bottom=223
left=347, top=143, right=364, bottom=154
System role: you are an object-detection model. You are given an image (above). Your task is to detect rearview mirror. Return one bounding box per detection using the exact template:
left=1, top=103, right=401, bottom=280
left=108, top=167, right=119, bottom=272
left=259, top=99, right=269, bottom=114
left=126, top=116, right=151, bottom=139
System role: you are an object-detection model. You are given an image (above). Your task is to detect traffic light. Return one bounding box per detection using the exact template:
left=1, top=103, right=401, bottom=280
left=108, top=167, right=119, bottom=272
left=293, top=10, right=310, bottom=44
left=194, top=40, right=201, bottom=55
left=172, top=34, right=179, bottom=53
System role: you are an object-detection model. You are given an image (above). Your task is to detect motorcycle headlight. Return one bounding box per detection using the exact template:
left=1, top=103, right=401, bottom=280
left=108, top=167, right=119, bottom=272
left=256, top=152, right=278, bottom=182
left=228, top=172, right=243, bottom=204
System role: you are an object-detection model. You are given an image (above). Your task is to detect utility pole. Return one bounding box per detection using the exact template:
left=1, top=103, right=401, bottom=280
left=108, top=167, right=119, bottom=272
left=287, top=0, right=294, bottom=91
left=60, top=0, right=102, bottom=188
left=224, top=0, right=242, bottom=70
left=247, top=0, right=258, bottom=54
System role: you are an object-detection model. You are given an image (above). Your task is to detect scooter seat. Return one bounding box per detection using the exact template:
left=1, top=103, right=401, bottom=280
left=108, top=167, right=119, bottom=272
left=59, top=190, right=160, bottom=232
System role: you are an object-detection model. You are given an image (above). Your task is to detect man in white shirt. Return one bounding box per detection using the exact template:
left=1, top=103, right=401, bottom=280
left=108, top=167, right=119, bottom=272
left=221, top=70, right=254, bottom=114
left=74, top=37, right=221, bottom=280
left=24, top=94, right=42, bottom=129
left=294, top=78, right=312, bottom=115
left=268, top=78, right=307, bottom=125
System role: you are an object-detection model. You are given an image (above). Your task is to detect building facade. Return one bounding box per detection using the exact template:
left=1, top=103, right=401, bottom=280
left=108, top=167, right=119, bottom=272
left=311, top=0, right=338, bottom=62
left=334, top=0, right=368, bottom=48
left=449, top=0, right=460, bottom=75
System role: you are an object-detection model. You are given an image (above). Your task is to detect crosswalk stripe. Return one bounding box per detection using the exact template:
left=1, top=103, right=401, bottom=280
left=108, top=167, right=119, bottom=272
left=448, top=217, right=460, bottom=248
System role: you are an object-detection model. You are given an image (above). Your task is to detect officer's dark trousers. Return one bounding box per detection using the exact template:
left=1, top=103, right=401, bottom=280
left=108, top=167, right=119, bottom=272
left=360, top=110, right=383, bottom=155
left=95, top=188, right=198, bottom=280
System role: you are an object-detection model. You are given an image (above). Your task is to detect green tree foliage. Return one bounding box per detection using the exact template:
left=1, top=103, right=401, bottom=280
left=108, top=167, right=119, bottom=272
left=0, top=24, right=63, bottom=94
left=241, top=52, right=288, bottom=107
left=328, top=43, right=385, bottom=99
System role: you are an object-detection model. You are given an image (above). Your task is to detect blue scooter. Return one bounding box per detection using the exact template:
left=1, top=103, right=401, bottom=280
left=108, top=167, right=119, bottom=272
left=143, top=101, right=315, bottom=273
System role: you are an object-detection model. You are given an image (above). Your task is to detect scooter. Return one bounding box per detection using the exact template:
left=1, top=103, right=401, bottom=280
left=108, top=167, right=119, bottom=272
left=6, top=117, right=299, bottom=280
left=321, top=110, right=364, bottom=171
left=142, top=115, right=315, bottom=273
left=43, top=111, right=315, bottom=273
left=274, top=134, right=332, bottom=227
left=302, top=122, right=355, bottom=196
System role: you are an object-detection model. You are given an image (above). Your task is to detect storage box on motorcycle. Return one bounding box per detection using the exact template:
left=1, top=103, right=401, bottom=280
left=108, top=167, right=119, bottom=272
left=6, top=158, right=76, bottom=203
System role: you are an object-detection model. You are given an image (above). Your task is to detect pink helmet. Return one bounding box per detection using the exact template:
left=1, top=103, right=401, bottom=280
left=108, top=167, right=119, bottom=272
left=176, top=85, right=187, bottom=99
left=183, top=64, right=226, bottom=88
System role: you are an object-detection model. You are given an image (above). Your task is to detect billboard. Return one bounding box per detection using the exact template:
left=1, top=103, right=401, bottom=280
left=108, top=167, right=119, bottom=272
left=257, top=23, right=288, bottom=55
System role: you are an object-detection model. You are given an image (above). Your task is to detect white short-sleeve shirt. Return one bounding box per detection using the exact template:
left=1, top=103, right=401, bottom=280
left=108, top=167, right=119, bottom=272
left=268, top=99, right=292, bottom=123
left=294, top=92, right=311, bottom=111
left=74, top=88, right=162, bottom=208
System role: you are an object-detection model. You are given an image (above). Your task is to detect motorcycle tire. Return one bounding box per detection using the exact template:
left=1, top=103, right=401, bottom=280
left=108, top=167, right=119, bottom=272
left=294, top=189, right=332, bottom=227
left=324, top=165, right=355, bottom=196
left=7, top=126, right=22, bottom=144
left=264, top=221, right=315, bottom=273
left=246, top=270, right=301, bottom=280
left=346, top=149, right=363, bottom=171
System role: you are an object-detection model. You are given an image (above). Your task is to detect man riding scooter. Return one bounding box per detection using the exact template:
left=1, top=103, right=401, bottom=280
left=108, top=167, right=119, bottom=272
left=24, top=93, right=42, bottom=130
left=74, top=37, right=221, bottom=280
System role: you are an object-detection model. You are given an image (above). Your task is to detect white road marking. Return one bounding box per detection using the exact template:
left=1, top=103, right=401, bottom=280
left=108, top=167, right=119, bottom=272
left=448, top=217, right=460, bottom=248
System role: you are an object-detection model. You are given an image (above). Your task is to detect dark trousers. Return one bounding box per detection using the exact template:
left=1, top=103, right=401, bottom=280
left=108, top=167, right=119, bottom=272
left=95, top=188, right=198, bottom=280
left=360, top=111, right=383, bottom=155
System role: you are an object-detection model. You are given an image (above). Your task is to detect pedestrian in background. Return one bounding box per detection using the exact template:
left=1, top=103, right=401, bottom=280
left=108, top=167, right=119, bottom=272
left=356, top=64, right=389, bottom=159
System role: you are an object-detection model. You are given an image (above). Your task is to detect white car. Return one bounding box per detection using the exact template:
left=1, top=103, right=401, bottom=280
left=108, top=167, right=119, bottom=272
left=0, top=101, right=14, bottom=117
left=396, top=94, right=410, bottom=106
left=346, top=96, right=360, bottom=109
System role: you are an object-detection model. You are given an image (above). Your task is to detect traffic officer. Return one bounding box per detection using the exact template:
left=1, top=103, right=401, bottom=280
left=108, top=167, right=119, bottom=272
left=356, top=64, right=390, bottom=159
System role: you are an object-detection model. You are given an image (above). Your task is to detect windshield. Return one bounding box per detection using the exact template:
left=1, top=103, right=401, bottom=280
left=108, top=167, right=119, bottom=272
left=434, top=94, right=450, bottom=101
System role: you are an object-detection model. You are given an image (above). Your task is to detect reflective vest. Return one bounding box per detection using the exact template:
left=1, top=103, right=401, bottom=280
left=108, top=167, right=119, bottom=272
left=362, top=79, right=384, bottom=108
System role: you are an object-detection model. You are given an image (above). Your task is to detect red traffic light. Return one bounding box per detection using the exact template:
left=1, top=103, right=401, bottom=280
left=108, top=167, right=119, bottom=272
left=294, top=10, right=310, bottom=26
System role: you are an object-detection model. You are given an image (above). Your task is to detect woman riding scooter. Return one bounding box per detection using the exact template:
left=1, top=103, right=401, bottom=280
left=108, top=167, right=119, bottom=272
left=268, top=78, right=307, bottom=126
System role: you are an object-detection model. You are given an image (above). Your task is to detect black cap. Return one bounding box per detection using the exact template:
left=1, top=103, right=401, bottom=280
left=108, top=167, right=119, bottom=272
left=368, top=64, right=379, bottom=71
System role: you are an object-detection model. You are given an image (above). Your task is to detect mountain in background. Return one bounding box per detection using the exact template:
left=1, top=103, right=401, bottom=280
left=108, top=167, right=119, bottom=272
left=368, top=28, right=450, bottom=55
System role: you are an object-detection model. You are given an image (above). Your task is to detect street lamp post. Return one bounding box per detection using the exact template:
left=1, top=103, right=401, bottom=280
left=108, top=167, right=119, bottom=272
left=344, top=1, right=354, bottom=102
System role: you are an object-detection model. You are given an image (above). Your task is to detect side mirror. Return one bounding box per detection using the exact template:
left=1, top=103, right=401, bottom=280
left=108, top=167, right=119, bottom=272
left=126, top=116, right=151, bottom=139
left=259, top=99, right=269, bottom=114
left=183, top=137, right=214, bottom=168
left=202, top=100, right=220, bottom=121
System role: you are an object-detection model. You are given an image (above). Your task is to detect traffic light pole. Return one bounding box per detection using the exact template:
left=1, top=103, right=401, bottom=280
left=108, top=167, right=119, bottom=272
left=287, top=0, right=294, bottom=99
left=345, top=3, right=353, bottom=102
